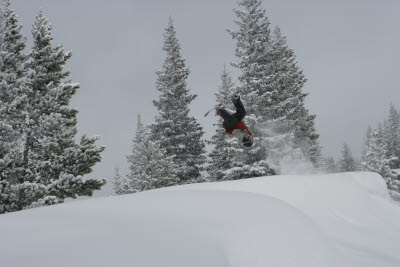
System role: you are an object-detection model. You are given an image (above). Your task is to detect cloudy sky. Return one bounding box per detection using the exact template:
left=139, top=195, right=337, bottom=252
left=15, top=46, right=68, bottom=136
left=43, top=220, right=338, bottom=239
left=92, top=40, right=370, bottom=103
left=12, top=0, right=400, bottom=194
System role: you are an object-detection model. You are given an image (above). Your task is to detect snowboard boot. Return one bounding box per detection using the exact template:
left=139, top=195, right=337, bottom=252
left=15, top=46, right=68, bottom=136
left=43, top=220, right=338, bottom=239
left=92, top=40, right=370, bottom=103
left=232, top=92, right=240, bottom=102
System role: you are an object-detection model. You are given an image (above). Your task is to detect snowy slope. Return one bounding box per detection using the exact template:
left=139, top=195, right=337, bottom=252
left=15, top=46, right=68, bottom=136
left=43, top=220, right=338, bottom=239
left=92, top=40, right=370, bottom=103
left=1, top=172, right=400, bottom=267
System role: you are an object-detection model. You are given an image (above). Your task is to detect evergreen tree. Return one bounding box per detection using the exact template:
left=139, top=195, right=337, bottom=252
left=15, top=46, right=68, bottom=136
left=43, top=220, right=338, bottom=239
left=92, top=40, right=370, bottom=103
left=364, top=126, right=400, bottom=200
left=0, top=0, right=50, bottom=213
left=113, top=166, right=127, bottom=195
left=0, top=10, right=106, bottom=213
left=363, top=128, right=392, bottom=179
left=151, top=18, right=206, bottom=184
left=127, top=114, right=178, bottom=192
left=388, top=169, right=400, bottom=201
left=227, top=0, right=275, bottom=177
left=262, top=26, right=321, bottom=171
left=382, top=106, right=400, bottom=199
left=0, top=0, right=29, bottom=184
left=384, top=105, right=400, bottom=167
left=207, top=66, right=238, bottom=181
left=324, top=156, right=338, bottom=173
left=270, top=26, right=321, bottom=165
left=26, top=10, right=105, bottom=193
left=362, top=106, right=400, bottom=200
left=361, top=125, right=372, bottom=164
left=228, top=0, right=320, bottom=176
left=339, top=143, right=357, bottom=172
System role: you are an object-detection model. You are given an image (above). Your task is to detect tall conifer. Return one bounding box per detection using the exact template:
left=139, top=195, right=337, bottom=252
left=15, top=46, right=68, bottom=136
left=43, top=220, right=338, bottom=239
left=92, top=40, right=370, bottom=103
left=26, top=11, right=105, bottom=195
left=127, top=114, right=178, bottom=191
left=228, top=0, right=320, bottom=175
left=0, top=0, right=29, bottom=183
left=228, top=0, right=274, bottom=177
left=207, top=66, right=238, bottom=181
left=339, top=143, right=357, bottom=172
left=152, top=18, right=206, bottom=183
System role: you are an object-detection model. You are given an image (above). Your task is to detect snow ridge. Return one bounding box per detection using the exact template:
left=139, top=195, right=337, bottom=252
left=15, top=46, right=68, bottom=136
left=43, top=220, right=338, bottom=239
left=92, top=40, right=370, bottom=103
left=1, top=172, right=400, bottom=267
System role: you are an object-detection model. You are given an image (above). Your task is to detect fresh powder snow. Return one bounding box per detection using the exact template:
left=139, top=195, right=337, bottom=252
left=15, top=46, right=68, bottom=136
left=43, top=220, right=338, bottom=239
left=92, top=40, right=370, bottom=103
left=1, top=172, right=400, bottom=267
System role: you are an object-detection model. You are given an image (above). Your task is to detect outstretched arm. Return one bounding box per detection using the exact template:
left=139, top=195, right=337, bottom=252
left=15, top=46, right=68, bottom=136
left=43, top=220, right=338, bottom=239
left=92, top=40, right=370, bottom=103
left=243, top=124, right=253, bottom=138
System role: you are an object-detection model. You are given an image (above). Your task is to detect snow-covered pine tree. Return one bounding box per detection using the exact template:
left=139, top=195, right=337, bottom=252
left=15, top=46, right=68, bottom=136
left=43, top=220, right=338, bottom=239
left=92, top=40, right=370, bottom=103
left=151, top=18, right=206, bottom=184
left=339, top=143, right=357, bottom=172
left=2, top=10, right=106, bottom=212
left=227, top=0, right=275, bottom=177
left=0, top=0, right=50, bottom=213
left=260, top=26, right=321, bottom=171
left=113, top=166, right=127, bottom=195
left=363, top=127, right=393, bottom=180
left=361, top=125, right=372, bottom=165
left=362, top=107, right=400, bottom=200
left=251, top=25, right=298, bottom=174
left=0, top=0, right=30, bottom=184
left=207, top=66, right=239, bottom=181
left=384, top=105, right=400, bottom=168
left=228, top=0, right=320, bottom=176
left=389, top=173, right=400, bottom=201
left=127, top=114, right=178, bottom=192
left=382, top=105, right=400, bottom=199
left=270, top=26, right=321, bottom=166
left=323, top=156, right=338, bottom=173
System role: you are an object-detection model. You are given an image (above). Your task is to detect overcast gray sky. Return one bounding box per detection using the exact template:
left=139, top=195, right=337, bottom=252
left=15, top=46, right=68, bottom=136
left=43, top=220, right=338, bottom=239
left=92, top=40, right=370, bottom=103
left=12, top=0, right=400, bottom=195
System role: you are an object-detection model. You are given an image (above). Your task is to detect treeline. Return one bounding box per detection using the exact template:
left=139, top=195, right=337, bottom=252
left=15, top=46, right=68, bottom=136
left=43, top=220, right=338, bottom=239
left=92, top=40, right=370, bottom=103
left=115, top=0, right=400, bottom=200
left=2, top=0, right=398, bottom=214
left=361, top=105, right=400, bottom=200
left=0, top=0, right=105, bottom=213
left=318, top=104, right=400, bottom=200
left=114, top=0, right=321, bottom=193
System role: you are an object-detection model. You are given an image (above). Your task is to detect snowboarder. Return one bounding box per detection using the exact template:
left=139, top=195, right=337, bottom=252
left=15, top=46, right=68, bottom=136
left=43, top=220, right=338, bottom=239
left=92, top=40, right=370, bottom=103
left=216, top=93, right=254, bottom=147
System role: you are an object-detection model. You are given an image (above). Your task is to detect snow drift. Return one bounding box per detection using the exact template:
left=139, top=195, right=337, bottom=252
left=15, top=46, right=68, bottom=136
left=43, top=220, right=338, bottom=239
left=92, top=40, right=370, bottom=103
left=1, top=172, right=400, bottom=267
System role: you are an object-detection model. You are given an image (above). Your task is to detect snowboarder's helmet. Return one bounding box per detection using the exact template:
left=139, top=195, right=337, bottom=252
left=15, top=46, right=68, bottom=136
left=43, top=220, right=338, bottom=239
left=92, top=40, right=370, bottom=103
left=243, top=136, right=253, bottom=147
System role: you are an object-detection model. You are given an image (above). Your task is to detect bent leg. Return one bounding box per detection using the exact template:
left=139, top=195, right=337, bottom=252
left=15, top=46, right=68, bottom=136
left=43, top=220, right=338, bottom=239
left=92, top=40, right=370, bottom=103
left=218, top=108, right=232, bottom=121
left=232, top=98, right=246, bottom=121
left=218, top=108, right=239, bottom=130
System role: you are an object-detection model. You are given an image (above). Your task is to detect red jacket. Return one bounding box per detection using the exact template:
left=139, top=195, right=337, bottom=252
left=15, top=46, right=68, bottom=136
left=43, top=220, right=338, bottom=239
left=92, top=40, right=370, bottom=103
left=226, top=121, right=252, bottom=136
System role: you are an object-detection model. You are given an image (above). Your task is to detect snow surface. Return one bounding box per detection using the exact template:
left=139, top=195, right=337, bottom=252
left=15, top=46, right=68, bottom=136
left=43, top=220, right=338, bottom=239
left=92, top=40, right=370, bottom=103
left=1, top=172, right=400, bottom=267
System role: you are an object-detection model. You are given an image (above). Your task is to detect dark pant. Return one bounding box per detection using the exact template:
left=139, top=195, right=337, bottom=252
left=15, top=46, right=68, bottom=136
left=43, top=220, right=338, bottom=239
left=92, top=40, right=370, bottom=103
left=218, top=98, right=246, bottom=130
